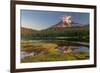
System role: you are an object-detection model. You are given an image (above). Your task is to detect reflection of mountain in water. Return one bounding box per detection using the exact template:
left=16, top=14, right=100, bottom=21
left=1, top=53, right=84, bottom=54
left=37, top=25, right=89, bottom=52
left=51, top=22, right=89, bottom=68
left=21, top=45, right=89, bottom=59
left=56, top=46, right=89, bottom=53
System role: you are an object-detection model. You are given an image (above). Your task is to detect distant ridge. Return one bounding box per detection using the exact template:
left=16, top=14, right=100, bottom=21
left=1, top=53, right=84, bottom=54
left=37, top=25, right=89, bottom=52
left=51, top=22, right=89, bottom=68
left=21, top=27, right=38, bottom=36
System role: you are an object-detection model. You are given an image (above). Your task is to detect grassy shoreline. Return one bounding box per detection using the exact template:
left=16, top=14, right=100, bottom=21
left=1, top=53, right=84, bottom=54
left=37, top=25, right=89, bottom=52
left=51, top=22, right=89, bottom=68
left=21, top=40, right=89, bottom=63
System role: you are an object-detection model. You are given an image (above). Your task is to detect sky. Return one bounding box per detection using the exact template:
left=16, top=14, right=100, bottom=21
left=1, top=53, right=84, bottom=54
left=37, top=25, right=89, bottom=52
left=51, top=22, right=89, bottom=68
left=21, top=10, right=89, bottom=30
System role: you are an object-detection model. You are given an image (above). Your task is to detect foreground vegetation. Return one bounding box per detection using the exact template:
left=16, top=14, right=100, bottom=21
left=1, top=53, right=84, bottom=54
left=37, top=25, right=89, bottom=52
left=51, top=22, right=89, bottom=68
left=22, top=52, right=89, bottom=63
left=21, top=40, right=89, bottom=63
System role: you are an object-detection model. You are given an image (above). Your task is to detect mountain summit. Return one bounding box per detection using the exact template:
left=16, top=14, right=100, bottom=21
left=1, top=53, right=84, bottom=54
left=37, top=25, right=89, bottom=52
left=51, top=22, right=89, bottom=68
left=49, top=16, right=83, bottom=29
left=52, top=16, right=72, bottom=28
